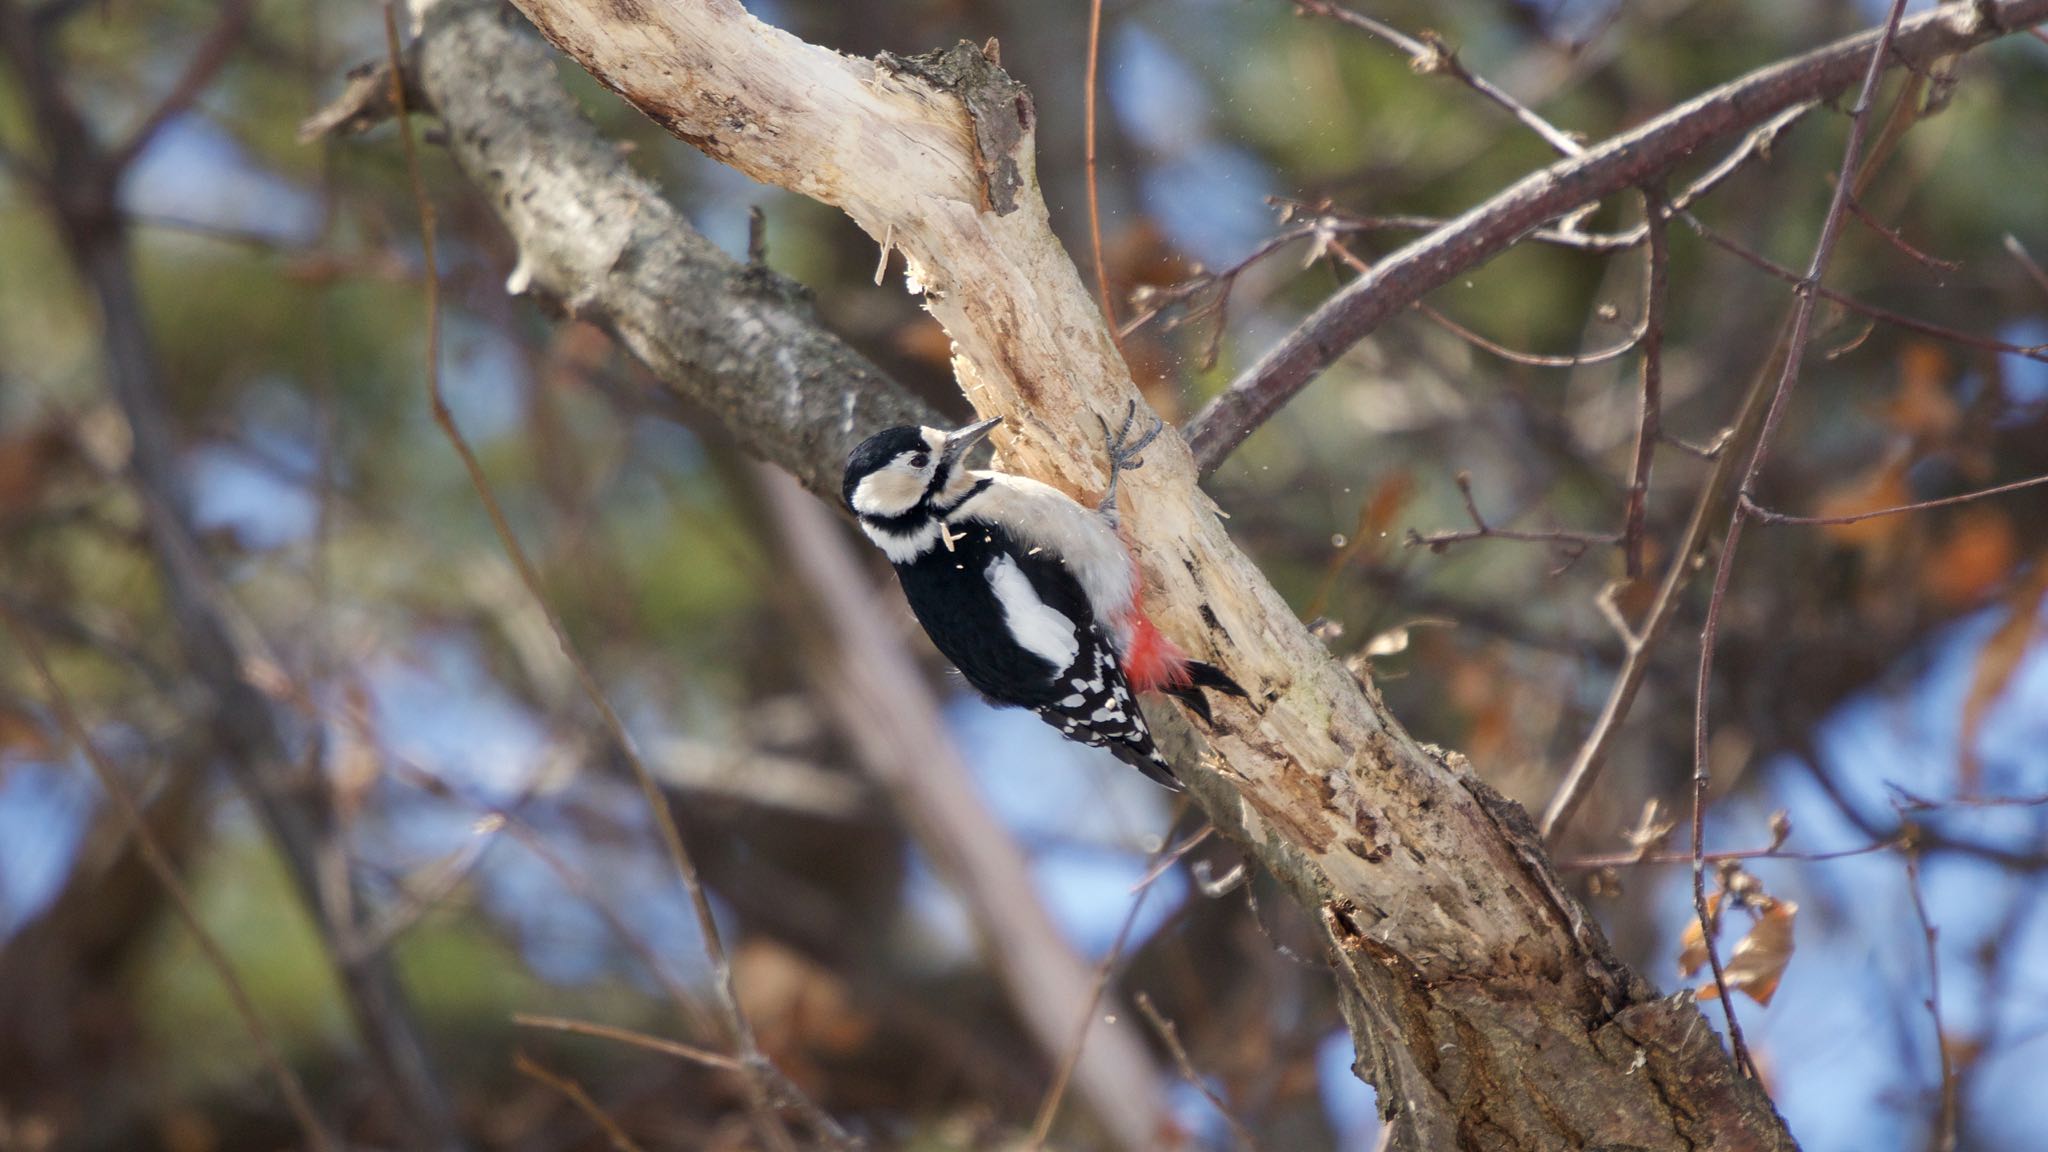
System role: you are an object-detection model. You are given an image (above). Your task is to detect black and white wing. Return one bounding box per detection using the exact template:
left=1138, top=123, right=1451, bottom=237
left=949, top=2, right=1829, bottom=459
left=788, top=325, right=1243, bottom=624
left=893, top=520, right=1177, bottom=788
left=1031, top=617, right=1178, bottom=788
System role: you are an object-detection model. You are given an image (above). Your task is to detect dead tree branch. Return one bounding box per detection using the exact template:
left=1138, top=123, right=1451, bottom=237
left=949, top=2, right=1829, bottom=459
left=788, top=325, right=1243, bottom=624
left=1183, top=0, right=2048, bottom=472
left=302, top=0, right=941, bottom=500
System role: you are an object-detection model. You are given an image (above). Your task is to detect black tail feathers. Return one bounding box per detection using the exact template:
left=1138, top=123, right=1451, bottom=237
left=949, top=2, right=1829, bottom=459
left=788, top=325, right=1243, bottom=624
left=1159, top=660, right=1247, bottom=726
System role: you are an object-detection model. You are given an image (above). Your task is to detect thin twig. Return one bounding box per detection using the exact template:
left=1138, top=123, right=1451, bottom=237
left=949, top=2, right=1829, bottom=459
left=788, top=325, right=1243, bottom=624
left=2003, top=234, right=2048, bottom=300
left=1902, top=849, right=1958, bottom=1152
left=1687, top=217, right=2047, bottom=362
left=105, top=0, right=258, bottom=173
left=1693, top=0, right=1914, bottom=1080
left=1130, top=825, right=1214, bottom=892
left=1742, top=472, right=2048, bottom=526
left=1414, top=298, right=1644, bottom=368
left=513, top=1052, right=652, bottom=1152
left=1621, top=188, right=1670, bottom=579
left=1327, top=235, right=1645, bottom=368
left=513, top=1014, right=745, bottom=1072
left=1287, top=102, right=1813, bottom=258
left=1294, top=0, right=1583, bottom=159
left=1889, top=784, right=2048, bottom=810
left=0, top=602, right=336, bottom=1152
left=1083, top=0, right=1119, bottom=353
left=1543, top=311, right=1805, bottom=841
left=1404, top=471, right=1619, bottom=559
left=1184, top=0, right=2048, bottom=472
left=1562, top=836, right=1901, bottom=871
left=1027, top=826, right=1178, bottom=1148
left=1843, top=194, right=1962, bottom=276
left=379, top=9, right=830, bottom=1148
left=1134, top=992, right=1267, bottom=1152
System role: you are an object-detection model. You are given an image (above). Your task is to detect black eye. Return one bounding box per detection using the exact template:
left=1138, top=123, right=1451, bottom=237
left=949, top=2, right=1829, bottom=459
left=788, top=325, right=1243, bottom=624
left=910, top=452, right=930, bottom=468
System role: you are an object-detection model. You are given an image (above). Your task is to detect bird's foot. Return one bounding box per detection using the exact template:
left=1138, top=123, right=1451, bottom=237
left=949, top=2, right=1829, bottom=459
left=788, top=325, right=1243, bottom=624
left=1098, top=400, right=1165, bottom=516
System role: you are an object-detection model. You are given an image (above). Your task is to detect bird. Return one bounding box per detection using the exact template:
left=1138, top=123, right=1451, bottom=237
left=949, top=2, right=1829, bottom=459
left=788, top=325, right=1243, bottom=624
left=841, top=404, right=1244, bottom=787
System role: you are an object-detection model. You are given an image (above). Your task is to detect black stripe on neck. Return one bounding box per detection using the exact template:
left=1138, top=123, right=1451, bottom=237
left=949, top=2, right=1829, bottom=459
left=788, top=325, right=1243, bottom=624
left=932, top=477, right=991, bottom=518
left=859, top=504, right=934, bottom=537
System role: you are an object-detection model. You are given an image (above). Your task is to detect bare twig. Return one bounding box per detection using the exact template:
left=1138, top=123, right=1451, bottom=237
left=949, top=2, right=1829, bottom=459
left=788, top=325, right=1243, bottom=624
left=1414, top=298, right=1645, bottom=368
left=513, top=1014, right=745, bottom=1072
left=1130, top=825, right=1215, bottom=892
left=1693, top=0, right=1915, bottom=1080
left=2007, top=233, right=2048, bottom=299
left=0, top=602, right=336, bottom=1152
left=1902, top=849, right=1958, bottom=1152
left=1742, top=472, right=2048, bottom=527
left=512, top=1052, right=651, bottom=1152
left=1889, top=785, right=2048, bottom=810
left=1687, top=217, right=2047, bottom=362
left=1287, top=102, right=1813, bottom=258
left=1083, top=0, right=1118, bottom=351
left=1325, top=234, right=1646, bottom=368
left=1293, top=0, right=1583, bottom=159
left=1843, top=194, right=1962, bottom=276
left=1562, top=836, right=1901, bottom=871
left=1404, top=471, right=1618, bottom=559
left=1027, top=829, right=1178, bottom=1149
left=105, top=0, right=258, bottom=173
left=1621, top=189, right=1671, bottom=579
left=1134, top=992, right=1267, bottom=1152
left=1184, top=0, right=2048, bottom=472
left=1540, top=314, right=1789, bottom=841
left=379, top=10, right=827, bottom=1149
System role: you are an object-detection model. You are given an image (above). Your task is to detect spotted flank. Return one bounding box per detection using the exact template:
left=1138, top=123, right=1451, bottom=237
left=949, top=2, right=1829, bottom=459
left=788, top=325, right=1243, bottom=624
left=1035, top=625, right=1178, bottom=788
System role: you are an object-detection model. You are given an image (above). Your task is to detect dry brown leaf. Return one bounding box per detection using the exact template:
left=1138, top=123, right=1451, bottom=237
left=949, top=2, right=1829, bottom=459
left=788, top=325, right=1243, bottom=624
left=1678, top=892, right=1722, bottom=980
left=1697, top=899, right=1798, bottom=1007
left=1920, top=507, right=2018, bottom=608
left=1957, top=560, right=2048, bottom=790
left=0, top=701, right=55, bottom=761
left=1305, top=469, right=1414, bottom=619
left=735, top=938, right=876, bottom=1080
left=1883, top=342, right=1960, bottom=442
left=0, top=425, right=71, bottom=520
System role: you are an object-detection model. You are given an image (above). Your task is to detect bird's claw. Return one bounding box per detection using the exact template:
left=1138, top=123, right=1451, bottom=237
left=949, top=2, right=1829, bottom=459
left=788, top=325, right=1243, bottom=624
left=1098, top=400, right=1165, bottom=515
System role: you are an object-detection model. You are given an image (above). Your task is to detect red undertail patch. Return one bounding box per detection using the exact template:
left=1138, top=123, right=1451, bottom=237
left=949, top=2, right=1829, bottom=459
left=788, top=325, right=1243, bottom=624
left=1120, top=609, right=1192, bottom=693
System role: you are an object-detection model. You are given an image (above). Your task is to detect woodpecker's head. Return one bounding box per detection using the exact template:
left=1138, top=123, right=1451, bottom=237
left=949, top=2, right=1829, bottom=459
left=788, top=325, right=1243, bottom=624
left=843, top=417, right=998, bottom=518
left=844, top=417, right=1000, bottom=561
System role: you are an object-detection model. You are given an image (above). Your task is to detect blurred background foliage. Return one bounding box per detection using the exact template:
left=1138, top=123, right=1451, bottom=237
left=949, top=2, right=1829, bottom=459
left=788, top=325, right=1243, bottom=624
left=2, top=0, right=2048, bottom=1149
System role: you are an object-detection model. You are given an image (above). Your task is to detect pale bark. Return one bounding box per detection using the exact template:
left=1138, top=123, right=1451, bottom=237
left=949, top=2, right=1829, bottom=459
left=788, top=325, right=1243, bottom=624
left=490, top=2, right=1805, bottom=1147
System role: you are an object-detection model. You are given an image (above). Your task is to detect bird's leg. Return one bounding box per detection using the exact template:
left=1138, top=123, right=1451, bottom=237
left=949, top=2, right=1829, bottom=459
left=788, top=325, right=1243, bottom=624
left=1097, top=400, right=1164, bottom=522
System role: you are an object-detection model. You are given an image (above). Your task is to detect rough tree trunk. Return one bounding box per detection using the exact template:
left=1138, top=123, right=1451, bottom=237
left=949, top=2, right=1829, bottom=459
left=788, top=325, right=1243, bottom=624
left=486, top=0, right=1810, bottom=1146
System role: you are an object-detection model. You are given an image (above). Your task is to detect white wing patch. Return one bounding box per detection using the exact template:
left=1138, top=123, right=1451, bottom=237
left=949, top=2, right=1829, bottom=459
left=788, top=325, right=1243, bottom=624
left=986, top=554, right=1081, bottom=672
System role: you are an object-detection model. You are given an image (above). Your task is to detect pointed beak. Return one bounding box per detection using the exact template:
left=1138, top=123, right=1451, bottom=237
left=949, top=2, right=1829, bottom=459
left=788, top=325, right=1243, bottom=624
left=941, top=416, right=1001, bottom=464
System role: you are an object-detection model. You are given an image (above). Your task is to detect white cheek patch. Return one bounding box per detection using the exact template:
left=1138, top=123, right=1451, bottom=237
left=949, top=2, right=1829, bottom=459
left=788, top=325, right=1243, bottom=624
left=852, top=468, right=928, bottom=517
left=986, top=555, right=1080, bottom=671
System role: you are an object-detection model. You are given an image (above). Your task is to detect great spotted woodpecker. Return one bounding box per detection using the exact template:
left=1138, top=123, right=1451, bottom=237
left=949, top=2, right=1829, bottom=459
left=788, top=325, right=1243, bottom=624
left=842, top=406, right=1243, bottom=787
